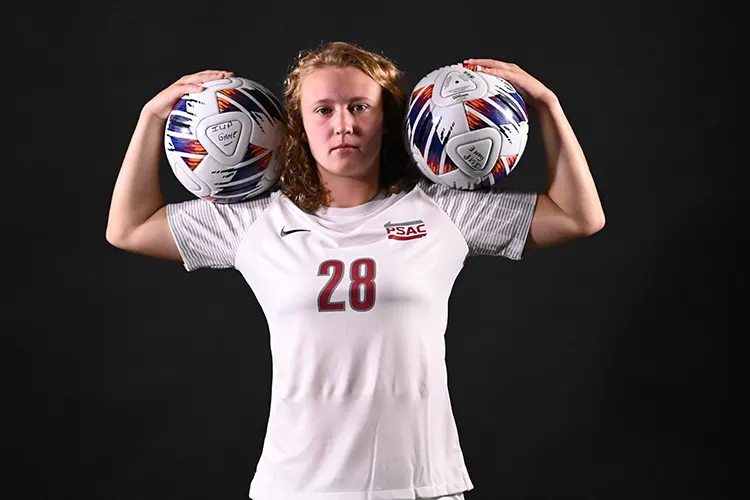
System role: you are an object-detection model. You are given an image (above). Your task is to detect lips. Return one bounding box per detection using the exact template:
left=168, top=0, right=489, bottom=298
left=333, top=144, right=358, bottom=151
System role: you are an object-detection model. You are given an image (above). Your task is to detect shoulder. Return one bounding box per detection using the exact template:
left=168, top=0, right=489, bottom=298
left=169, top=189, right=280, bottom=215
left=166, top=189, right=283, bottom=240
left=409, top=178, right=471, bottom=209
left=413, top=177, right=536, bottom=204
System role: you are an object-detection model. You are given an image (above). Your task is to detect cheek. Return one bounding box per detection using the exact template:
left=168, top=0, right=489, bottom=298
left=303, top=125, right=327, bottom=154
left=362, top=120, right=385, bottom=150
left=365, top=133, right=383, bottom=153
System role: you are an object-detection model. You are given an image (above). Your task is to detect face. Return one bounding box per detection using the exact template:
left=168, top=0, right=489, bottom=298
left=299, top=66, right=385, bottom=181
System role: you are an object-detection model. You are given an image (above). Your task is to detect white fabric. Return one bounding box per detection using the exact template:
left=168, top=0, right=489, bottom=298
left=167, top=180, right=536, bottom=500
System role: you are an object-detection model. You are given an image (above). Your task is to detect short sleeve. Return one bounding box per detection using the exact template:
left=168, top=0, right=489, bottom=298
left=166, top=192, right=274, bottom=271
left=418, top=178, right=537, bottom=260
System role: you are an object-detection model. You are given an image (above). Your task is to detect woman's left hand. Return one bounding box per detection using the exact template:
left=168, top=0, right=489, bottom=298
left=464, top=58, right=558, bottom=111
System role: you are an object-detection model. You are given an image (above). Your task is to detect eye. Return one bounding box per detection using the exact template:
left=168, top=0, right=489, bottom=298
left=315, top=107, right=332, bottom=115
left=352, top=103, right=369, bottom=113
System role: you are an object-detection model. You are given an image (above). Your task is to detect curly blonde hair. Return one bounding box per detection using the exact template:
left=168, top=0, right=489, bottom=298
left=279, top=41, right=418, bottom=213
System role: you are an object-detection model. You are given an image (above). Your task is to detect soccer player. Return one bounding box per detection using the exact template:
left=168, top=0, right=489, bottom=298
left=106, top=41, right=604, bottom=500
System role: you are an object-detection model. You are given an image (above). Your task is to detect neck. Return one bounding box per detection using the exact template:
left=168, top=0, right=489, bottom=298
left=318, top=167, right=382, bottom=209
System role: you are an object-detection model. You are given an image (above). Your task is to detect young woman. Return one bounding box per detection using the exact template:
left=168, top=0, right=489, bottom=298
left=106, top=42, right=604, bottom=500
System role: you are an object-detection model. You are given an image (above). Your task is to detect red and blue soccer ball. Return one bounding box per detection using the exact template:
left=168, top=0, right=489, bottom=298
left=405, top=63, right=529, bottom=190
left=164, top=77, right=285, bottom=203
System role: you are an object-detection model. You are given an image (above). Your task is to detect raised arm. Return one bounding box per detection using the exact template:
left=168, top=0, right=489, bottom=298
left=105, top=69, right=234, bottom=260
left=465, top=59, right=605, bottom=249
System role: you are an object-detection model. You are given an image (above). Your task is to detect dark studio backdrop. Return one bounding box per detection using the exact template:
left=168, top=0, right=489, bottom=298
left=11, top=1, right=742, bottom=499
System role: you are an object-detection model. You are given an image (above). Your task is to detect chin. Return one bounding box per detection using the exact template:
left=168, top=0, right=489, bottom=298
left=321, top=159, right=377, bottom=178
left=325, top=168, right=372, bottom=180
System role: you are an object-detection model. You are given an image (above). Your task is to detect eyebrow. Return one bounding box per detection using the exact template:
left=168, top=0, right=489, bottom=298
left=310, top=97, right=374, bottom=106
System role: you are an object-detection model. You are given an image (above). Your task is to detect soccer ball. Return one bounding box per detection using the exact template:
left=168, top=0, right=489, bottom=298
left=405, top=63, right=529, bottom=190
left=164, top=77, right=285, bottom=203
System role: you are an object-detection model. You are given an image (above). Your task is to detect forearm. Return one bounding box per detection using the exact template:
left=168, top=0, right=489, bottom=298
left=537, top=95, right=605, bottom=232
left=106, top=109, right=167, bottom=242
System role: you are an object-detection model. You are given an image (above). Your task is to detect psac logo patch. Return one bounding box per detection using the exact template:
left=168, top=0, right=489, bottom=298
left=384, top=220, right=427, bottom=241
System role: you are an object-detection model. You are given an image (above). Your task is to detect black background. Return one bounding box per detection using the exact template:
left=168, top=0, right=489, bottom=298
left=11, top=1, right=743, bottom=499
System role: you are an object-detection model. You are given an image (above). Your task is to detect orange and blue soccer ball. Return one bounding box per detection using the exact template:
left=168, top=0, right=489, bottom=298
left=164, top=77, right=285, bottom=203
left=405, top=63, right=529, bottom=190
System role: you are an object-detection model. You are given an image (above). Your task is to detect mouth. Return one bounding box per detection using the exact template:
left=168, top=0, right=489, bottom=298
left=332, top=144, right=358, bottom=151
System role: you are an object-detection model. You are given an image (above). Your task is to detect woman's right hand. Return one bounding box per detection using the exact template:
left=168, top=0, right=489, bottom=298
left=142, top=69, right=235, bottom=120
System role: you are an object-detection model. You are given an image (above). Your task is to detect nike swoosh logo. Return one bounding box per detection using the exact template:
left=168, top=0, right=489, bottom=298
left=280, top=227, right=311, bottom=237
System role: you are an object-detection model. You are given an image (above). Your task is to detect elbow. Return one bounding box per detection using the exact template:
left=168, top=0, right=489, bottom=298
left=105, top=225, right=128, bottom=249
left=580, top=211, right=606, bottom=236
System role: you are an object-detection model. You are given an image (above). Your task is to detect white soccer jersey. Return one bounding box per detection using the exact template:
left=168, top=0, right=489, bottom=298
left=167, top=179, right=537, bottom=500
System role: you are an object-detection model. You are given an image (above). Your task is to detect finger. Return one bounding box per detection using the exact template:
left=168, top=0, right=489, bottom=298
left=177, top=70, right=233, bottom=85
left=464, top=59, right=517, bottom=71
left=172, top=82, right=206, bottom=95
left=476, top=66, right=511, bottom=77
left=481, top=68, right=526, bottom=90
left=192, top=69, right=233, bottom=77
left=464, top=58, right=507, bottom=67
left=183, top=74, right=231, bottom=87
left=202, top=69, right=235, bottom=77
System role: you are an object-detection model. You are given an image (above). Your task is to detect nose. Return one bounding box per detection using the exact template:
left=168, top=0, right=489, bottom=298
left=334, top=109, right=354, bottom=135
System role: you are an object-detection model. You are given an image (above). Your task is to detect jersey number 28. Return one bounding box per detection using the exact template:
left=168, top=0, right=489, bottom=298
left=317, top=258, right=376, bottom=312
